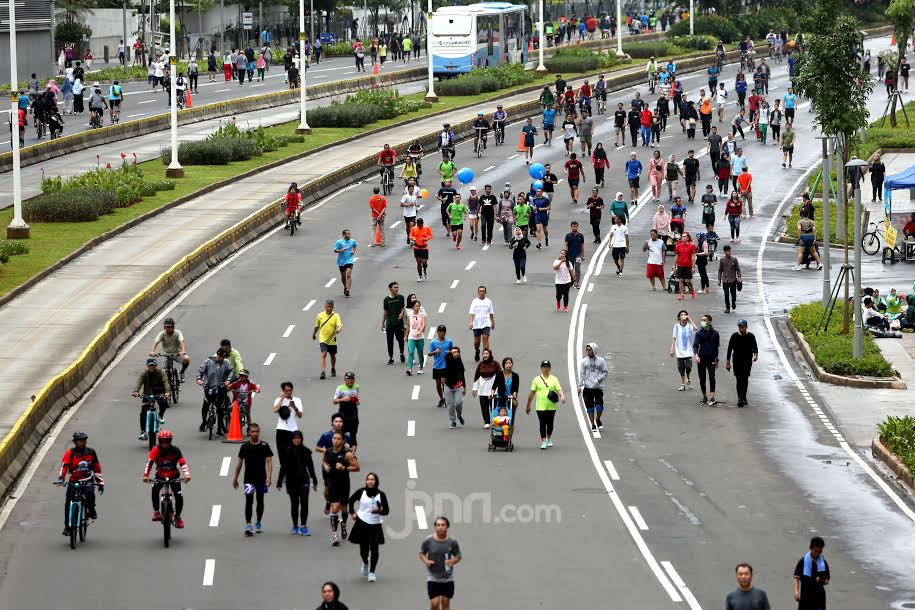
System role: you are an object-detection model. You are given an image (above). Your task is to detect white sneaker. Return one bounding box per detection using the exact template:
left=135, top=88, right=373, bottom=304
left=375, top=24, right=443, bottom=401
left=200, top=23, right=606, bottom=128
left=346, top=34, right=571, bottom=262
left=517, top=279, right=521, bottom=284
left=361, top=563, right=369, bottom=576
left=792, top=265, right=801, bottom=270
left=483, top=423, right=490, bottom=429
left=522, top=276, right=527, bottom=282
left=417, top=277, right=422, bottom=282
left=418, top=368, right=424, bottom=375
left=677, top=384, right=686, bottom=391
left=368, top=572, right=377, bottom=582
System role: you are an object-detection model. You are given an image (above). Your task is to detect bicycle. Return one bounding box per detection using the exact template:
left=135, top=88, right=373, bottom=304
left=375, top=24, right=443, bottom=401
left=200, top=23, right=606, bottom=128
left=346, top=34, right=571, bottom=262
left=773, top=45, right=783, bottom=64
left=202, top=385, right=227, bottom=440
left=596, top=95, right=607, bottom=115
left=139, top=394, right=166, bottom=449
left=474, top=127, right=487, bottom=158
left=862, top=219, right=901, bottom=256
left=150, top=476, right=183, bottom=548
left=156, top=353, right=181, bottom=404
left=111, top=105, right=121, bottom=124
left=380, top=165, right=394, bottom=196
left=56, top=478, right=94, bottom=550
left=286, top=208, right=298, bottom=236
left=89, top=108, right=104, bottom=129
left=647, top=73, right=657, bottom=95
left=493, top=122, right=505, bottom=145
left=740, top=52, right=754, bottom=73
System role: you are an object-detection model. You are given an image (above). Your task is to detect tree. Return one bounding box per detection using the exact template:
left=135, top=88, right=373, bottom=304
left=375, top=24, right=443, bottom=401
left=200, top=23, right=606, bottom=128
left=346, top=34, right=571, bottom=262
left=56, top=0, right=94, bottom=25
left=793, top=6, right=872, bottom=334
left=887, top=0, right=915, bottom=126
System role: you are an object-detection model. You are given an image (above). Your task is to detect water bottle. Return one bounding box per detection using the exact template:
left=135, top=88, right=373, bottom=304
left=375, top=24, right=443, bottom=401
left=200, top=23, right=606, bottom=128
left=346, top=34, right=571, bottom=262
left=443, top=552, right=452, bottom=575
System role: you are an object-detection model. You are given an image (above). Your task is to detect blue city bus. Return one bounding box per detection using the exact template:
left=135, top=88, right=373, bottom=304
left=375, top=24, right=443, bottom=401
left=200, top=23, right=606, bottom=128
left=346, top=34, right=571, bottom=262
left=431, top=3, right=528, bottom=77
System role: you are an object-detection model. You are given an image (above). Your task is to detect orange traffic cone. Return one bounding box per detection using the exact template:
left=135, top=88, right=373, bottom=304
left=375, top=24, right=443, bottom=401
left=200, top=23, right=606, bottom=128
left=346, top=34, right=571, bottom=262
left=517, top=132, right=527, bottom=152
left=372, top=222, right=385, bottom=246
left=185, top=89, right=192, bottom=107
left=222, top=400, right=244, bottom=443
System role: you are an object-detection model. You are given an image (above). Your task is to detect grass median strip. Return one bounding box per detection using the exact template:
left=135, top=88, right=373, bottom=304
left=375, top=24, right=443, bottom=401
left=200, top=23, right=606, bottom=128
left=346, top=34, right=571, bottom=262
left=877, top=415, right=915, bottom=474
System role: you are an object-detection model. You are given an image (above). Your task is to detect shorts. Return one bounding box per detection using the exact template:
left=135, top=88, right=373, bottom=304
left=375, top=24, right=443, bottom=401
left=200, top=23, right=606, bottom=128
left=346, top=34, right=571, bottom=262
left=800, top=233, right=815, bottom=247
left=413, top=248, right=429, bottom=259
left=450, top=223, right=464, bottom=232
left=427, top=581, right=455, bottom=600
left=432, top=368, right=446, bottom=380
left=581, top=135, right=592, bottom=146
left=568, top=179, right=580, bottom=188
left=676, top=356, right=693, bottom=375
left=243, top=482, right=269, bottom=494
left=320, top=342, right=338, bottom=354
left=646, top=263, right=665, bottom=279
left=535, top=214, right=549, bottom=227
left=467, top=212, right=478, bottom=220
left=564, top=137, right=575, bottom=144
left=338, top=264, right=353, bottom=273
left=611, top=247, right=626, bottom=261
left=677, top=265, right=693, bottom=280
left=582, top=387, right=604, bottom=414
left=628, top=177, right=640, bottom=189
left=544, top=123, right=554, bottom=132
left=110, top=100, right=121, bottom=108
left=615, top=125, right=625, bottom=134
left=473, top=327, right=491, bottom=337
left=326, top=480, right=351, bottom=505
left=685, top=175, right=697, bottom=187
left=782, top=145, right=794, bottom=153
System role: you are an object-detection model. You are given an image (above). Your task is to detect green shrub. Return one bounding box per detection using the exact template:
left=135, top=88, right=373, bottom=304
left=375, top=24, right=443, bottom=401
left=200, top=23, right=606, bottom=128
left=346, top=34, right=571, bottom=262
left=141, top=183, right=158, bottom=197
left=308, top=103, right=382, bottom=127
left=436, top=73, right=500, bottom=96
left=545, top=53, right=600, bottom=73
left=41, top=162, right=145, bottom=207
left=733, top=9, right=798, bottom=40
left=319, top=41, right=356, bottom=57
left=878, top=415, right=915, bottom=474
left=24, top=190, right=117, bottom=222
left=472, top=63, right=534, bottom=88
left=284, top=134, right=306, bottom=144
left=346, top=88, right=429, bottom=119
left=670, top=35, right=715, bottom=51
left=667, top=15, right=741, bottom=43
left=789, top=301, right=895, bottom=377
left=151, top=179, right=176, bottom=191
left=0, top=239, right=28, bottom=258
left=623, top=41, right=682, bottom=59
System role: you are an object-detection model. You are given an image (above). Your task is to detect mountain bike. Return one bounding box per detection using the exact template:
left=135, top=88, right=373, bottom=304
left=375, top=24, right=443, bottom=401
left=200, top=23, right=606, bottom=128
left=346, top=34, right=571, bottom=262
left=203, top=385, right=227, bottom=440
left=140, top=394, right=166, bottom=449
left=157, top=353, right=181, bottom=404
left=474, top=127, right=487, bottom=158
left=152, top=476, right=183, bottom=548
left=494, top=122, right=505, bottom=145
left=56, top=478, right=94, bottom=550
left=380, top=165, right=394, bottom=196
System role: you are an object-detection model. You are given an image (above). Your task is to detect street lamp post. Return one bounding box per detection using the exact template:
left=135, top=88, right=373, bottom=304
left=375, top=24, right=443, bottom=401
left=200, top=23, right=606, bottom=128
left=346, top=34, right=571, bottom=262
left=220, top=0, right=225, bottom=55
left=424, top=0, right=436, bottom=102
left=536, top=0, right=546, bottom=73
left=165, top=0, right=184, bottom=178
left=846, top=157, right=869, bottom=358
left=309, top=0, right=314, bottom=45
left=816, top=135, right=832, bottom=309
left=7, top=0, right=29, bottom=239
left=123, top=0, right=128, bottom=73
left=296, top=0, right=311, bottom=134
left=615, top=0, right=624, bottom=57
left=689, top=0, right=694, bottom=35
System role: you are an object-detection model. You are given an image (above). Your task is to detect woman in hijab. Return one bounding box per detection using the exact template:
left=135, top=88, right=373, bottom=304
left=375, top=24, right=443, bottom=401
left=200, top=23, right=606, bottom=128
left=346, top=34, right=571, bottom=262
left=509, top=226, right=531, bottom=282
left=591, top=143, right=609, bottom=188
left=473, top=348, right=502, bottom=428
left=61, top=77, right=73, bottom=115
left=316, top=581, right=348, bottom=610
left=652, top=204, right=671, bottom=244
left=347, top=473, right=389, bottom=582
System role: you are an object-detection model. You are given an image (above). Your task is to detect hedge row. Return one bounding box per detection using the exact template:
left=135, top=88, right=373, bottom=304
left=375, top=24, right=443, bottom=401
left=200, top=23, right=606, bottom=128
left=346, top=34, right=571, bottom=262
left=878, top=415, right=915, bottom=474
left=161, top=136, right=259, bottom=165
left=24, top=190, right=118, bottom=223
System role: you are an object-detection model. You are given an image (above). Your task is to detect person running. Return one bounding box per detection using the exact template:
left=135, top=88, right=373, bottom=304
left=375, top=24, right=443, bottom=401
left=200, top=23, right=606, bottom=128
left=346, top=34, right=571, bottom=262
left=510, top=226, right=531, bottom=283
left=382, top=281, right=405, bottom=365
left=410, top=218, right=433, bottom=281
left=428, top=325, right=454, bottom=409
left=625, top=152, right=643, bottom=207
left=466, top=186, right=480, bottom=242
left=522, top=117, right=538, bottom=164
left=644, top=229, right=667, bottom=291
left=564, top=153, right=585, bottom=205
left=444, top=346, right=467, bottom=429
left=716, top=83, right=728, bottom=122
left=793, top=209, right=823, bottom=271
left=420, top=516, right=462, bottom=610
left=323, top=430, right=360, bottom=545
left=332, top=372, right=361, bottom=455
left=532, top=187, right=552, bottom=249
left=513, top=193, right=533, bottom=238
left=401, top=183, right=419, bottom=245
left=468, top=286, right=495, bottom=361
left=718, top=245, right=742, bottom=313
left=670, top=310, right=698, bottom=390
left=780, top=123, right=796, bottom=168
left=526, top=359, right=565, bottom=449
left=586, top=188, right=605, bottom=243
left=726, top=320, right=758, bottom=407
left=58, top=432, right=103, bottom=535
left=560, top=113, right=577, bottom=157
left=348, top=473, right=389, bottom=582
left=578, top=342, right=608, bottom=432
left=437, top=179, right=458, bottom=239
left=542, top=164, right=558, bottom=202
left=405, top=299, right=427, bottom=375
left=232, top=423, right=274, bottom=536
left=279, top=430, right=317, bottom=536
left=447, top=193, right=469, bottom=250
left=726, top=563, right=772, bottom=610
left=333, top=229, right=357, bottom=298
left=675, top=232, right=697, bottom=300
left=313, top=299, right=343, bottom=380
left=693, top=314, right=720, bottom=405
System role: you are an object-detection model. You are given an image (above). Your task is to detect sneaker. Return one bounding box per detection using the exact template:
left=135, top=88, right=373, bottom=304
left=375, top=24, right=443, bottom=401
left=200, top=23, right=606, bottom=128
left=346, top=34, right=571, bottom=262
left=331, top=368, right=337, bottom=377
left=687, top=382, right=693, bottom=390
left=792, top=265, right=801, bottom=270
left=320, top=372, right=326, bottom=380
left=677, top=384, right=686, bottom=391
left=245, top=524, right=254, bottom=537
left=341, top=522, right=347, bottom=540
left=198, top=422, right=206, bottom=432
left=158, top=415, right=165, bottom=425
left=139, top=432, right=148, bottom=441
left=300, top=526, right=311, bottom=536
left=540, top=441, right=547, bottom=450
left=62, top=528, right=71, bottom=536
left=400, top=353, right=406, bottom=363
left=368, top=572, right=377, bottom=583
left=545, top=237, right=549, bottom=247
left=816, top=264, right=823, bottom=270
left=725, top=308, right=731, bottom=313
left=678, top=295, right=684, bottom=301
left=179, top=373, right=186, bottom=383
left=450, top=421, right=457, bottom=430
left=417, top=276, right=422, bottom=282
left=517, top=279, right=521, bottom=284
left=292, top=525, right=300, bottom=534
left=475, top=349, right=480, bottom=362
left=175, top=517, right=185, bottom=529
left=418, top=369, right=424, bottom=375
left=255, top=522, right=263, bottom=533
left=522, top=276, right=527, bottom=282
left=597, top=421, right=604, bottom=430
left=556, top=301, right=561, bottom=310
left=591, top=425, right=598, bottom=432
left=707, top=398, right=718, bottom=406
left=483, top=423, right=490, bottom=429
left=438, top=399, right=446, bottom=408
left=362, top=563, right=369, bottom=576
left=563, top=307, right=569, bottom=312
left=406, top=370, right=412, bottom=376
left=546, top=439, right=553, bottom=447
left=387, top=358, right=394, bottom=365
left=458, top=415, right=465, bottom=426
left=700, top=397, right=707, bottom=405
left=691, top=291, right=696, bottom=299
left=215, top=431, right=225, bottom=438
left=332, top=532, right=340, bottom=546
left=152, top=511, right=162, bottom=522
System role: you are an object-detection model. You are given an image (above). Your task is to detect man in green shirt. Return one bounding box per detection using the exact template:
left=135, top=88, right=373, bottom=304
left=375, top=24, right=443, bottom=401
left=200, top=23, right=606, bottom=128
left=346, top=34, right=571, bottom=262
left=438, top=154, right=457, bottom=186
left=513, top=198, right=533, bottom=238
left=446, top=193, right=469, bottom=250
left=381, top=281, right=405, bottom=365
left=780, top=123, right=796, bottom=168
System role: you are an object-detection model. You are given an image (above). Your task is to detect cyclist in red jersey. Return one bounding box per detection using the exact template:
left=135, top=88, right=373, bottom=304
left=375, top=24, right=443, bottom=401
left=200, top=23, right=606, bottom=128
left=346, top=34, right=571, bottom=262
left=143, top=429, right=191, bottom=528
left=227, top=369, right=261, bottom=428
left=284, top=182, right=302, bottom=228
left=58, top=431, right=104, bottom=534
left=377, top=144, right=397, bottom=183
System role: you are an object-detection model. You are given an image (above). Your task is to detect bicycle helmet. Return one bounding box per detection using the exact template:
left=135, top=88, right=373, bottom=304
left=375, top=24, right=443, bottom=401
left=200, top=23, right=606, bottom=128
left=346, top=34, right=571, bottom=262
left=163, top=317, right=175, bottom=326
left=72, top=431, right=88, bottom=441
left=157, top=429, right=173, bottom=440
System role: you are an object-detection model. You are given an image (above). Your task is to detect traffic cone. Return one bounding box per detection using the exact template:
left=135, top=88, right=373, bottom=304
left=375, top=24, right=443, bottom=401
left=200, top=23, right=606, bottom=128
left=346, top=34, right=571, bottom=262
left=372, top=221, right=384, bottom=246
left=185, top=89, right=192, bottom=107
left=517, top=132, right=527, bottom=152
left=222, top=400, right=244, bottom=443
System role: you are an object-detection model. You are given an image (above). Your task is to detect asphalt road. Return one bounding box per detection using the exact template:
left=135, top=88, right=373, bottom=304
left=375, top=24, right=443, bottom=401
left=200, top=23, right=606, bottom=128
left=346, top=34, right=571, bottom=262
left=3, top=54, right=427, bottom=148
left=1, top=35, right=914, bottom=610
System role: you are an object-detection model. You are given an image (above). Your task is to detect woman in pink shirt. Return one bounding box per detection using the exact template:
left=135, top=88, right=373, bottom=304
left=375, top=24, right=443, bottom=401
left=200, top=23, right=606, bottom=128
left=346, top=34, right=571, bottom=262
left=256, top=52, right=267, bottom=81
left=649, top=149, right=665, bottom=202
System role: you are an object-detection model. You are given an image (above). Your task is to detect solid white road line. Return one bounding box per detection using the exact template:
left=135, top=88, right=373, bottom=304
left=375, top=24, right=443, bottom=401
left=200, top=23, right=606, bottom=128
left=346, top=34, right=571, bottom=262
left=411, top=385, right=421, bottom=400
left=127, top=113, right=144, bottom=118
left=263, top=352, right=276, bottom=366
left=604, top=459, right=620, bottom=480
left=390, top=220, right=402, bottom=228
left=324, top=277, right=336, bottom=288
left=408, top=459, right=418, bottom=479
left=450, top=279, right=460, bottom=289
left=303, top=299, right=317, bottom=311
left=465, top=261, right=476, bottom=270
left=628, top=506, right=649, bottom=531
left=282, top=324, right=295, bottom=338
left=209, top=505, right=222, bottom=527
left=214, top=88, right=230, bottom=92
left=203, top=559, right=216, bottom=586
left=414, top=505, right=428, bottom=530
left=137, top=99, right=155, bottom=104
left=661, top=561, right=702, bottom=610
left=437, top=302, right=447, bottom=313
left=219, top=456, right=231, bottom=477
left=407, top=420, right=416, bottom=437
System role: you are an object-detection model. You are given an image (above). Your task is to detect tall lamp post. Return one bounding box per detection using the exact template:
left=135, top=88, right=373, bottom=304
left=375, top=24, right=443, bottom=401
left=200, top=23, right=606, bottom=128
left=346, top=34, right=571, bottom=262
left=165, top=0, right=184, bottom=178
left=296, top=0, right=311, bottom=133
left=424, top=0, right=436, bottom=102
left=816, top=135, right=833, bottom=308
left=615, top=0, right=624, bottom=57
left=123, top=0, right=129, bottom=73
left=536, top=0, right=546, bottom=72
left=7, top=0, right=28, bottom=238
left=846, top=157, right=869, bottom=358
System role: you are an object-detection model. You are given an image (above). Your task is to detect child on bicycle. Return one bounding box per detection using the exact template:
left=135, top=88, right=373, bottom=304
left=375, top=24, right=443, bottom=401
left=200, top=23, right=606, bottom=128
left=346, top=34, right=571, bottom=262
left=227, top=369, right=261, bottom=428
left=143, top=429, right=191, bottom=528
left=284, top=182, right=302, bottom=228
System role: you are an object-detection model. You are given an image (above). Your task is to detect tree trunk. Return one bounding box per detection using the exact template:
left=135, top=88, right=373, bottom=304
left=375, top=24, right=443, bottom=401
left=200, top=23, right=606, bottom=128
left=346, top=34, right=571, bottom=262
left=891, top=35, right=908, bottom=127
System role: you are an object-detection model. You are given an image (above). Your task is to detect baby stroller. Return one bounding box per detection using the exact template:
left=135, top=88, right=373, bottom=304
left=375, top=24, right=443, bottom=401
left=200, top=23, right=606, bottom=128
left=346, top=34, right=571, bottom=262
left=666, top=218, right=684, bottom=254
left=487, top=397, right=515, bottom=452
left=48, top=111, right=64, bottom=139
left=666, top=267, right=682, bottom=293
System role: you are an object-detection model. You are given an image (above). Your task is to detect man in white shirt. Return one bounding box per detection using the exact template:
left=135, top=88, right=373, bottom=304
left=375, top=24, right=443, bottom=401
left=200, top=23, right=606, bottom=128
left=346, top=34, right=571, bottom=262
left=467, top=285, right=495, bottom=361
left=608, top=214, right=630, bottom=277
left=400, top=183, right=419, bottom=241
left=643, top=229, right=667, bottom=291
left=669, top=311, right=698, bottom=391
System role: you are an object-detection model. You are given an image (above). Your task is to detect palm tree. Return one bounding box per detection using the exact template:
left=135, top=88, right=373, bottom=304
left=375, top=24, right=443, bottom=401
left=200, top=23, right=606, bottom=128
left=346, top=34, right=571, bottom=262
left=57, top=0, right=94, bottom=25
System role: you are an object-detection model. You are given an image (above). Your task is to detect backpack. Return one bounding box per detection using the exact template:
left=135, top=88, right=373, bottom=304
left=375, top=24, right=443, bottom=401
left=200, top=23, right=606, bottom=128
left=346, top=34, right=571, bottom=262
left=696, top=232, right=708, bottom=251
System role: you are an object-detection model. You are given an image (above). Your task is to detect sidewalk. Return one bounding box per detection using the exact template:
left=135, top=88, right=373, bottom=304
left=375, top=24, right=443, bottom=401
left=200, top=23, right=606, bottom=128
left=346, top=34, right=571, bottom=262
left=0, top=66, right=636, bottom=440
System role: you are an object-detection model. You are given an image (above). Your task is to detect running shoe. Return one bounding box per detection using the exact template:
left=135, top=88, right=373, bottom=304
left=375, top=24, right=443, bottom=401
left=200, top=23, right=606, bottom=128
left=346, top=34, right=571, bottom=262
left=244, top=524, right=254, bottom=537
left=691, top=291, right=696, bottom=299
left=458, top=415, right=465, bottom=426
left=139, top=432, right=148, bottom=441
left=597, top=421, right=604, bottom=430
left=368, top=573, right=377, bottom=583
left=332, top=532, right=340, bottom=546
left=707, top=398, right=718, bottom=406
left=341, top=522, right=347, bottom=540
left=406, top=370, right=412, bottom=376
left=699, top=397, right=707, bottom=405
left=255, top=522, right=263, bottom=533
left=591, top=425, right=597, bottom=432
left=400, top=353, right=406, bottom=363
left=438, top=399, right=446, bottom=408
left=522, top=276, right=527, bottom=282
left=300, top=526, right=311, bottom=536
left=678, top=384, right=686, bottom=391
left=556, top=301, right=561, bottom=310
left=320, top=372, right=326, bottom=380
left=450, top=421, right=457, bottom=430
left=362, top=563, right=369, bottom=576
left=331, top=368, right=336, bottom=377
left=291, top=525, right=299, bottom=535
left=387, top=358, right=394, bottom=365
left=483, top=423, right=490, bottom=429
left=175, top=517, right=185, bottom=529
left=563, top=307, right=569, bottom=312
left=540, top=441, right=547, bottom=450
left=546, top=439, right=553, bottom=447
left=418, top=369, right=424, bottom=375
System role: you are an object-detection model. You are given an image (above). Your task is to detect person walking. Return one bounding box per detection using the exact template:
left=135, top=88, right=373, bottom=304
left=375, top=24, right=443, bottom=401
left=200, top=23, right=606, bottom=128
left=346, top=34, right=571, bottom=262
left=493, top=357, right=520, bottom=420
left=280, top=430, right=318, bottom=536
left=333, top=229, right=357, bottom=298
left=718, top=245, right=742, bottom=313
left=273, top=381, right=303, bottom=492
left=420, top=516, right=462, bottom=610
left=670, top=310, right=698, bottom=391
left=564, top=221, right=585, bottom=288
left=410, top=218, right=433, bottom=281
left=317, top=581, right=349, bottom=610
left=405, top=300, right=427, bottom=375
left=625, top=152, right=643, bottom=207
left=472, top=349, right=501, bottom=428
left=313, top=299, right=343, bottom=379
left=870, top=153, right=886, bottom=202
left=369, top=187, right=387, bottom=247
left=726, top=320, right=758, bottom=407
left=444, top=346, right=467, bottom=429
left=510, top=226, right=531, bottom=283
left=468, top=286, right=495, bottom=361
left=736, top=165, right=753, bottom=217
left=794, top=537, right=830, bottom=610
left=578, top=342, right=608, bottom=431
left=649, top=150, right=664, bottom=202
left=586, top=188, right=604, bottom=243
left=608, top=214, right=630, bottom=277
left=644, top=229, right=667, bottom=291
left=725, top=563, right=772, bottom=610
left=382, top=281, right=405, bottom=365
left=323, top=430, right=360, bottom=546
left=526, top=360, right=565, bottom=449
left=674, top=232, right=697, bottom=300
left=781, top=123, right=796, bottom=168
left=552, top=250, right=575, bottom=311
left=347, top=472, right=389, bottom=582
left=428, top=325, right=453, bottom=409
left=693, top=314, right=720, bottom=405
left=232, top=423, right=274, bottom=536
left=592, top=144, right=609, bottom=187
left=725, top=192, right=743, bottom=243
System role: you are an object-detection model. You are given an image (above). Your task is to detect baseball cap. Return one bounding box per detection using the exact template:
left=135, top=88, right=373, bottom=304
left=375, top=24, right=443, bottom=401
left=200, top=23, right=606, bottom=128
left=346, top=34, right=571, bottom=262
left=540, top=359, right=552, bottom=367
left=737, top=319, right=748, bottom=327
left=146, top=357, right=158, bottom=366
left=238, top=369, right=250, bottom=376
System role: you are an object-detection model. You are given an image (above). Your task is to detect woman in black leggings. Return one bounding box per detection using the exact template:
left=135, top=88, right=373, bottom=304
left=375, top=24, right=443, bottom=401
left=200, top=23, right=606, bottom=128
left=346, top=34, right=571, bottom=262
left=347, top=473, right=389, bottom=582
left=279, top=430, right=318, bottom=535
left=552, top=250, right=575, bottom=311
left=525, top=360, right=566, bottom=450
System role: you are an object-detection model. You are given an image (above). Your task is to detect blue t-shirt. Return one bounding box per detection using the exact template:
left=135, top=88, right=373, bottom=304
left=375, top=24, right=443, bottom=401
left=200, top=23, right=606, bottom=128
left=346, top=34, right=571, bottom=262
left=522, top=124, right=538, bottom=145
left=783, top=93, right=797, bottom=109
left=670, top=204, right=686, bottom=219
left=707, top=66, right=720, bottom=79
left=731, top=155, right=747, bottom=176
left=542, top=108, right=556, bottom=126
left=17, top=94, right=29, bottom=110
left=316, top=429, right=351, bottom=450
left=735, top=80, right=747, bottom=94
left=532, top=196, right=550, bottom=216
left=565, top=232, right=584, bottom=258
left=625, top=160, right=643, bottom=180
left=334, top=238, right=357, bottom=266
left=429, top=338, right=453, bottom=369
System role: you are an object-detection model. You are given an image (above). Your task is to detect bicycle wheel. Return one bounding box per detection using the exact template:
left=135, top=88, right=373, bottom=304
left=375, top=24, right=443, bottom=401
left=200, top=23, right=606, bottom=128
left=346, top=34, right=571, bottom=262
left=161, top=496, right=172, bottom=548
left=169, top=368, right=180, bottom=404
left=207, top=406, right=215, bottom=441
left=79, top=504, right=88, bottom=542
left=289, top=214, right=296, bottom=236
left=69, top=503, right=79, bottom=549
left=862, top=231, right=881, bottom=255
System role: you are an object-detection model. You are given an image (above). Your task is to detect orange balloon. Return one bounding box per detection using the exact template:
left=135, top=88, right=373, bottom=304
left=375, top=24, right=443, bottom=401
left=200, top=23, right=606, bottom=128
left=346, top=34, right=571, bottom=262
left=420, top=188, right=429, bottom=199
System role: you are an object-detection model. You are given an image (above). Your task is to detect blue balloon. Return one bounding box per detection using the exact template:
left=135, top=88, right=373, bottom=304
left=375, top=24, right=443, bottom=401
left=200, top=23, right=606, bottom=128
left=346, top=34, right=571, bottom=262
left=529, top=163, right=546, bottom=180
left=533, top=180, right=544, bottom=190
left=457, top=167, right=474, bottom=184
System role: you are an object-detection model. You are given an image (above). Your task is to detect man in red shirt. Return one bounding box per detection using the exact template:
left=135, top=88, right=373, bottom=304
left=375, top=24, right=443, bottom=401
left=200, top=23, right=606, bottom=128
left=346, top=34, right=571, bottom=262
left=736, top=166, right=753, bottom=217
left=143, top=429, right=191, bottom=528
left=368, top=186, right=387, bottom=247
left=58, top=431, right=104, bottom=534
left=377, top=144, right=397, bottom=184
left=904, top=212, right=915, bottom=238
left=674, top=232, right=697, bottom=300
left=564, top=153, right=586, bottom=205
left=640, top=107, right=653, bottom=147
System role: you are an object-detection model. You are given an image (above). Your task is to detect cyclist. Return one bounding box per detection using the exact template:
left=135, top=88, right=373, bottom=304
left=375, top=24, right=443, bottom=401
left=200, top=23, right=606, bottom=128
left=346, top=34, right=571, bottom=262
left=472, top=112, right=490, bottom=151
left=284, top=182, right=302, bottom=229
left=539, top=85, right=555, bottom=109
left=149, top=317, right=190, bottom=382
left=666, top=59, right=677, bottom=79
left=175, top=72, right=187, bottom=108
left=133, top=357, right=171, bottom=439
left=30, top=92, right=47, bottom=138
left=407, top=139, right=424, bottom=176
left=196, top=348, right=234, bottom=436
left=766, top=30, right=777, bottom=56
left=108, top=79, right=123, bottom=123
left=227, top=369, right=261, bottom=426
left=715, top=41, right=726, bottom=67
left=143, top=429, right=191, bottom=528
left=646, top=57, right=658, bottom=89
left=377, top=143, right=397, bottom=186
left=58, top=431, right=104, bottom=535
left=562, top=85, right=577, bottom=116
left=88, top=82, right=107, bottom=128
left=578, top=80, right=593, bottom=114
left=492, top=104, right=507, bottom=144
left=15, top=105, right=26, bottom=147
left=438, top=123, right=456, bottom=159
left=219, top=338, right=244, bottom=378
left=594, top=75, right=607, bottom=112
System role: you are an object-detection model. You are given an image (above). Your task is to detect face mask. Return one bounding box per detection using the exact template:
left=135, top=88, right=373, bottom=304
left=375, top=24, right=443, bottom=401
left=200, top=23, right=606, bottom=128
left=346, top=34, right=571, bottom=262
left=701, top=321, right=708, bottom=328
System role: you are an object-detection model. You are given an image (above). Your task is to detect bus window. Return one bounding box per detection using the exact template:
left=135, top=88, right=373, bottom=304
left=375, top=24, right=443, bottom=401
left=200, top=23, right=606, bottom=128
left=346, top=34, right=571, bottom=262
left=432, top=14, right=471, bottom=36
left=487, top=18, right=494, bottom=56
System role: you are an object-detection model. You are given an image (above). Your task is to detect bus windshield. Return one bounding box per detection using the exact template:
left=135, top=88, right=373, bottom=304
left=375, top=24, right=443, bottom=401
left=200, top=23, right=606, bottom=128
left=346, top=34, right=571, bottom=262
left=433, top=14, right=472, bottom=36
